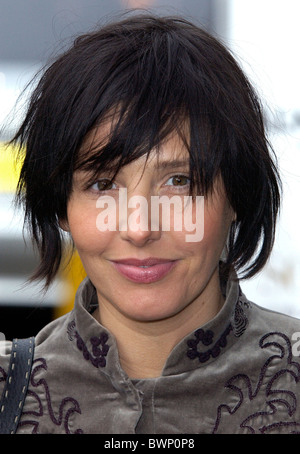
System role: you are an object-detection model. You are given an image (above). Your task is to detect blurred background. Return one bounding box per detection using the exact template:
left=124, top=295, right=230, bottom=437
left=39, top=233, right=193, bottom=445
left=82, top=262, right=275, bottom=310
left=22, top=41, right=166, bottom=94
left=0, top=0, right=299, bottom=340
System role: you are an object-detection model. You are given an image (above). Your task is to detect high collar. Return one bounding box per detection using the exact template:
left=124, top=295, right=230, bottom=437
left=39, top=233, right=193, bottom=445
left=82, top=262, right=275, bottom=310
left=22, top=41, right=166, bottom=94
left=67, top=273, right=252, bottom=379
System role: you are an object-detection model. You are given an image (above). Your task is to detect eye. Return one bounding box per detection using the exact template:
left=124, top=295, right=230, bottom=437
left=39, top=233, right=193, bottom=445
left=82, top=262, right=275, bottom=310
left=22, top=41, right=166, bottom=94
left=165, top=175, right=190, bottom=187
left=91, top=179, right=117, bottom=192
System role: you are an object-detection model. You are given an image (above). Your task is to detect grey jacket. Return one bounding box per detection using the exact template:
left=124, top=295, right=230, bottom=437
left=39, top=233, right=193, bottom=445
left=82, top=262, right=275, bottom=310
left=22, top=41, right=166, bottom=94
left=1, top=276, right=300, bottom=434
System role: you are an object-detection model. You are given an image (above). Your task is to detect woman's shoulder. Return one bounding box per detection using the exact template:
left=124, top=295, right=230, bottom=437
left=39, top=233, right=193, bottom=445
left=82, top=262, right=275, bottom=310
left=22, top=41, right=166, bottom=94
left=250, top=300, right=300, bottom=330
left=0, top=311, right=71, bottom=389
left=245, top=300, right=300, bottom=357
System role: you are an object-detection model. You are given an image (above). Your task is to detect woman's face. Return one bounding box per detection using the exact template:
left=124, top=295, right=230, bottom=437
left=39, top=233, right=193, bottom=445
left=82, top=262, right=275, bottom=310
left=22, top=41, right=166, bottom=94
left=65, top=125, right=234, bottom=324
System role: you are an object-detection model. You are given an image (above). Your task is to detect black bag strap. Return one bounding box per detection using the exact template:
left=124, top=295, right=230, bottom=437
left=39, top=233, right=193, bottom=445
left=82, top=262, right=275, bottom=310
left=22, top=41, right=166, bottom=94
left=0, top=337, right=35, bottom=434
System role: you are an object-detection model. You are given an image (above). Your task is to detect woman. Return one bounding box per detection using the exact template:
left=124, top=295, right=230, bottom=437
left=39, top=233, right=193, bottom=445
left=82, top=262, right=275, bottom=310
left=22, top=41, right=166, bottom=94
left=1, top=14, right=299, bottom=434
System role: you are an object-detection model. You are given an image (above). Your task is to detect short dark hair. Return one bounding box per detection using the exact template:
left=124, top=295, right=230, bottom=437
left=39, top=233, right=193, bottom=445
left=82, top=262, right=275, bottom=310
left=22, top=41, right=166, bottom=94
left=11, top=13, right=281, bottom=287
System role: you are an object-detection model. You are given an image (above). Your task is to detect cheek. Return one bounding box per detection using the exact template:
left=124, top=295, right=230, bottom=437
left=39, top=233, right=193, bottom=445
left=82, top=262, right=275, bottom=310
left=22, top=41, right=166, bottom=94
left=202, top=203, right=233, bottom=253
left=67, top=201, right=112, bottom=255
left=177, top=203, right=232, bottom=259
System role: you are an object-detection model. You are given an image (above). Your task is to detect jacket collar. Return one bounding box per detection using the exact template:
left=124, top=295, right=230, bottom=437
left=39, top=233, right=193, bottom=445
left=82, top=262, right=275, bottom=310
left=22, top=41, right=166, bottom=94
left=67, top=271, right=251, bottom=377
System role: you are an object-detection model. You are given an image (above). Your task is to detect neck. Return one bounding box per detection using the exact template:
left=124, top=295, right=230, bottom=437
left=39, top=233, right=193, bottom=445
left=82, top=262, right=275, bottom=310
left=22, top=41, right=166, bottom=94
left=92, top=273, right=224, bottom=379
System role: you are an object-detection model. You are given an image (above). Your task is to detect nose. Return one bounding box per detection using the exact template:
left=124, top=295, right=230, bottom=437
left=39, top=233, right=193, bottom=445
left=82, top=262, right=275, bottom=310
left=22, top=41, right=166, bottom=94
left=119, top=191, right=161, bottom=246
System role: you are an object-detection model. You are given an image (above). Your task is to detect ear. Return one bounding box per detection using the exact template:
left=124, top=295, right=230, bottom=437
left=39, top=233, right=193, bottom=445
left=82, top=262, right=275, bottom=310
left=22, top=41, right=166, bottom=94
left=228, top=203, right=237, bottom=223
left=59, top=218, right=70, bottom=232
left=227, top=202, right=237, bottom=224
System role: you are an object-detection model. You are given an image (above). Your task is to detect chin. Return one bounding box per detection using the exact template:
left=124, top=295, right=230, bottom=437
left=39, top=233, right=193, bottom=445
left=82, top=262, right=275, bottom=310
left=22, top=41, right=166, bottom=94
left=118, top=299, right=184, bottom=323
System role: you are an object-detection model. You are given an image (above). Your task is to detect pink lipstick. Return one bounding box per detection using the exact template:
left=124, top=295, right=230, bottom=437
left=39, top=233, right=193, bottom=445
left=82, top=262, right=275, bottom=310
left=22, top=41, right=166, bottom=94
left=111, top=257, right=177, bottom=283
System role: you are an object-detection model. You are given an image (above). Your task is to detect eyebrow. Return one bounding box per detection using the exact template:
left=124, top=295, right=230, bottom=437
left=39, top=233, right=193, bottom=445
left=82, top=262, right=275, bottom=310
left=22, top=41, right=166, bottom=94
left=153, top=159, right=190, bottom=170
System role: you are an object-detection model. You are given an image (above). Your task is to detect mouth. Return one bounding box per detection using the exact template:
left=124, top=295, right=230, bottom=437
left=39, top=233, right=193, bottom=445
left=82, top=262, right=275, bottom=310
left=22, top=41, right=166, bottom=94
left=111, top=257, right=178, bottom=283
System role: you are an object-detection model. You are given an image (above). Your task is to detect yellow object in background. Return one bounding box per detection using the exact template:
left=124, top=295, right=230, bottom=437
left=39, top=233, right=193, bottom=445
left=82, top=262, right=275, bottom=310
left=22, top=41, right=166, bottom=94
left=0, top=143, right=22, bottom=192
left=55, top=251, right=87, bottom=318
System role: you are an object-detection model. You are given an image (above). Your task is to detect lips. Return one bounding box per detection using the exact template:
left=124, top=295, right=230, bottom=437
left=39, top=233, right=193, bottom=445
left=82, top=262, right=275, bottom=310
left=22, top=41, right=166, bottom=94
left=111, top=257, right=178, bottom=283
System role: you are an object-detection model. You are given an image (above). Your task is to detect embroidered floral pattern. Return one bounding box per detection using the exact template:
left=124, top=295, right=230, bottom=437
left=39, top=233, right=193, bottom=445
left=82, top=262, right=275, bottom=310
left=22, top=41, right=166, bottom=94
left=67, top=320, right=76, bottom=341
left=232, top=300, right=249, bottom=337
left=75, top=332, right=109, bottom=368
left=212, top=332, right=300, bottom=434
left=67, top=321, right=110, bottom=368
left=187, top=324, right=232, bottom=363
left=186, top=298, right=248, bottom=363
left=18, top=358, right=83, bottom=434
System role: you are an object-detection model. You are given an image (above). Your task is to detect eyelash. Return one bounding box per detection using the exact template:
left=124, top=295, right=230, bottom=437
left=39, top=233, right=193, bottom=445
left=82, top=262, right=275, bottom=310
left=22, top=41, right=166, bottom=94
left=165, top=175, right=190, bottom=188
left=90, top=179, right=117, bottom=192
left=89, top=174, right=191, bottom=193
